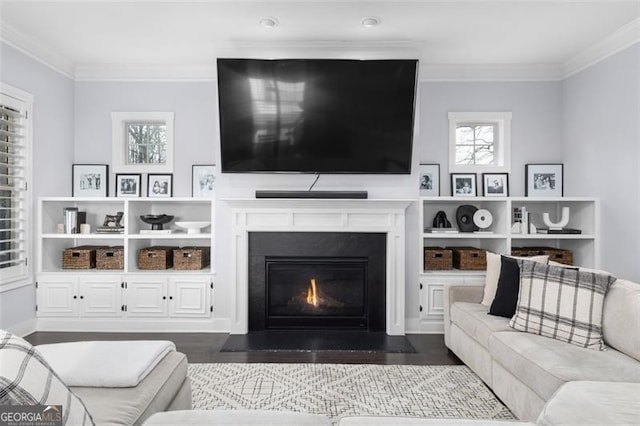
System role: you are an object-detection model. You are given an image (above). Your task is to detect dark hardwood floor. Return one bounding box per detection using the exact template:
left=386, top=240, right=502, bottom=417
left=24, top=332, right=461, bottom=365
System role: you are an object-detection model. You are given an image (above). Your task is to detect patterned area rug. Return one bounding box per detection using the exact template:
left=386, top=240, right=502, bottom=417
left=189, top=363, right=514, bottom=423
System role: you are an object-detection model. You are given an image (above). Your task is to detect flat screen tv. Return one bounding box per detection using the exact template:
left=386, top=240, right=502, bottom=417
left=217, top=58, right=418, bottom=174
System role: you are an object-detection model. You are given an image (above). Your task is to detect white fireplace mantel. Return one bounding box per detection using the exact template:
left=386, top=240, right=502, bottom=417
left=224, top=198, right=412, bottom=335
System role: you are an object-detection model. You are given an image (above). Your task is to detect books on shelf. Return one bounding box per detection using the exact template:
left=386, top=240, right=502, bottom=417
left=140, top=229, right=173, bottom=235
left=536, top=228, right=582, bottom=234
left=425, top=228, right=459, bottom=234
left=96, top=226, right=124, bottom=234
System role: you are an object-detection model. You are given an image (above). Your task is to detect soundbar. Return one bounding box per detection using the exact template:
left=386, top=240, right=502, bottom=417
left=255, top=190, right=368, bottom=199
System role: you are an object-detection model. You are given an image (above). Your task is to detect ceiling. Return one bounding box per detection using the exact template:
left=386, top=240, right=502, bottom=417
left=1, top=1, right=639, bottom=80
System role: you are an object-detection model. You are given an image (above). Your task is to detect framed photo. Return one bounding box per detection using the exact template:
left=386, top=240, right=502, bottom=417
left=115, top=173, right=141, bottom=197
left=525, top=164, right=563, bottom=197
left=72, top=164, right=109, bottom=197
left=482, top=173, right=509, bottom=197
left=192, top=164, right=216, bottom=198
left=419, top=164, right=440, bottom=196
left=148, top=173, right=173, bottom=198
left=451, top=173, right=477, bottom=196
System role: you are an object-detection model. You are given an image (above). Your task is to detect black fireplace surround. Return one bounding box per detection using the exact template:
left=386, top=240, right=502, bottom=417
left=248, top=232, right=386, bottom=331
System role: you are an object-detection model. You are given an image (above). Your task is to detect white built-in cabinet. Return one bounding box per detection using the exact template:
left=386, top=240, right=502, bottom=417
left=418, top=196, right=599, bottom=333
left=36, top=197, right=215, bottom=332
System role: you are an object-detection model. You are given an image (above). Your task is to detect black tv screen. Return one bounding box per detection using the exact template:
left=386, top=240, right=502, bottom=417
left=217, top=58, right=418, bottom=174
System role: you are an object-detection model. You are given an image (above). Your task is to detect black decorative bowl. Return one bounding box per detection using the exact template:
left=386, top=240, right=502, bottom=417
left=140, top=214, right=174, bottom=230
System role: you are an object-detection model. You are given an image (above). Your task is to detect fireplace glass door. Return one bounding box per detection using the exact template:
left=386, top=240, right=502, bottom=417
left=265, top=257, right=367, bottom=329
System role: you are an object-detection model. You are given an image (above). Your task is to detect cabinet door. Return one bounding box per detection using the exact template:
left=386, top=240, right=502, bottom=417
left=126, top=276, right=168, bottom=317
left=36, top=277, right=78, bottom=317
left=169, top=276, right=211, bottom=318
left=79, top=276, right=123, bottom=317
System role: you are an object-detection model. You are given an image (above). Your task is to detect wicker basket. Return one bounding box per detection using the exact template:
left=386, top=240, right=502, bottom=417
left=511, top=246, right=573, bottom=265
left=450, top=246, right=487, bottom=270
left=173, top=246, right=211, bottom=270
left=63, top=245, right=98, bottom=269
left=424, top=247, right=453, bottom=271
left=96, top=246, right=124, bottom=270
left=138, top=246, right=176, bottom=270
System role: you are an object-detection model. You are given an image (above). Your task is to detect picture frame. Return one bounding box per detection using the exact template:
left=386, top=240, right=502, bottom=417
left=147, top=173, right=173, bottom=198
left=192, top=164, right=216, bottom=198
left=72, top=164, right=109, bottom=197
left=482, top=173, right=509, bottom=197
left=115, top=173, right=142, bottom=198
left=419, top=164, right=440, bottom=196
left=451, top=173, right=477, bottom=197
left=525, top=164, right=563, bottom=197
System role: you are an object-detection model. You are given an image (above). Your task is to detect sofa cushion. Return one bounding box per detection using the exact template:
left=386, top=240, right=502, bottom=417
left=481, top=252, right=548, bottom=306
left=537, top=381, right=640, bottom=426
left=603, top=279, right=640, bottom=362
left=0, top=330, right=94, bottom=425
left=451, top=302, right=512, bottom=349
left=73, top=351, right=188, bottom=426
left=489, top=331, right=640, bottom=401
left=488, top=256, right=521, bottom=318
left=144, top=409, right=332, bottom=425
left=509, top=261, right=615, bottom=350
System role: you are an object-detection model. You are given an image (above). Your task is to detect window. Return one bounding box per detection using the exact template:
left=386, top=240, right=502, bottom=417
left=449, top=112, right=511, bottom=173
left=112, top=112, right=174, bottom=173
left=0, top=83, right=32, bottom=289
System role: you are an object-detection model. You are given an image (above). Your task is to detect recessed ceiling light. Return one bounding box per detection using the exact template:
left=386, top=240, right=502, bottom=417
left=259, top=17, right=279, bottom=29
left=361, top=17, right=380, bottom=28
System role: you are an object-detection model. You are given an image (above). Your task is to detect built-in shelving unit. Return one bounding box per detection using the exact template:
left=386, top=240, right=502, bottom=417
left=417, top=196, right=599, bottom=333
left=36, top=197, right=218, bottom=332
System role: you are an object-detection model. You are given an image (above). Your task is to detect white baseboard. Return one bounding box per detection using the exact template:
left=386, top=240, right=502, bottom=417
left=405, top=318, right=444, bottom=334
left=35, top=318, right=231, bottom=333
left=6, top=318, right=37, bottom=337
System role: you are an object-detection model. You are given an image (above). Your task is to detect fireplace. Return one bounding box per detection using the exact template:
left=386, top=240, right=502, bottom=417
left=249, top=232, right=386, bottom=331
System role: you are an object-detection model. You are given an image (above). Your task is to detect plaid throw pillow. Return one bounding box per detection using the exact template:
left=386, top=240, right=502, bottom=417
left=0, top=330, right=94, bottom=425
left=509, top=261, right=616, bottom=350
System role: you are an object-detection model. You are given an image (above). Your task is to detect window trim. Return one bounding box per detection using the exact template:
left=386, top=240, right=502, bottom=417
left=111, top=112, right=174, bottom=173
left=448, top=112, right=512, bottom=173
left=0, top=82, right=33, bottom=292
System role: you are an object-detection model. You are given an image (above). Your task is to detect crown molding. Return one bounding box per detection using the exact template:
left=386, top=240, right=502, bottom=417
left=562, top=17, right=640, bottom=78
left=0, top=21, right=75, bottom=79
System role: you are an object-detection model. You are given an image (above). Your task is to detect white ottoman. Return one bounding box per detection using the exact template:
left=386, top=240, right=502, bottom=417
left=144, top=409, right=332, bottom=425
left=537, top=381, right=640, bottom=425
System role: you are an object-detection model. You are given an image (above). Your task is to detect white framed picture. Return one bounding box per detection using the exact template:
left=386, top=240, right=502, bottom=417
left=192, top=164, right=216, bottom=198
left=482, top=173, right=509, bottom=197
left=147, top=173, right=173, bottom=198
left=419, top=164, right=440, bottom=196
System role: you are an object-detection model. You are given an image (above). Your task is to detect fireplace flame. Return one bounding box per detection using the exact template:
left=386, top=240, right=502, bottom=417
left=306, top=278, right=319, bottom=307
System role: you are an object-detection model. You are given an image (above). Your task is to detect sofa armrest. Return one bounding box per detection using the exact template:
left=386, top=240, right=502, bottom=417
left=443, top=283, right=485, bottom=348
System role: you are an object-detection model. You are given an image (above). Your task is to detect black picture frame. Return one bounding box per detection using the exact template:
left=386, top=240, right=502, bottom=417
left=72, top=164, right=109, bottom=197
left=525, top=164, right=563, bottom=197
left=419, top=164, right=440, bottom=196
left=482, top=173, right=509, bottom=197
left=148, top=173, right=173, bottom=198
left=451, top=173, right=477, bottom=196
left=115, top=173, right=142, bottom=197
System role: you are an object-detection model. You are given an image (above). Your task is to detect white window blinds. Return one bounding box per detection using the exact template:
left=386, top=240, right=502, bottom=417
left=0, top=89, right=30, bottom=286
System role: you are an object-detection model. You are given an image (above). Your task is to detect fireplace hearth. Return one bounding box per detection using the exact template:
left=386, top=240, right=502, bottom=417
left=249, top=232, right=386, bottom=331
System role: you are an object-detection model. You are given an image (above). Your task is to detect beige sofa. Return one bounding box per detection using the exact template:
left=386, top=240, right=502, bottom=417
left=443, top=276, right=640, bottom=421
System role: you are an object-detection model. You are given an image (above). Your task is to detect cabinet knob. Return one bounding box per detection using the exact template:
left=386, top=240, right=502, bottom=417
left=80, top=296, right=84, bottom=299
left=73, top=295, right=77, bottom=299
left=162, top=296, right=167, bottom=300
left=169, top=296, right=173, bottom=300
left=419, top=305, right=423, bottom=312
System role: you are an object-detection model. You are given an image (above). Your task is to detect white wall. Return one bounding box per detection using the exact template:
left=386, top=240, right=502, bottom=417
left=561, top=43, right=640, bottom=281
left=0, top=43, right=74, bottom=332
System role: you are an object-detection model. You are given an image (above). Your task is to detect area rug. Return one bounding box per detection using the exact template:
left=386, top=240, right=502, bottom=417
left=188, top=363, right=514, bottom=423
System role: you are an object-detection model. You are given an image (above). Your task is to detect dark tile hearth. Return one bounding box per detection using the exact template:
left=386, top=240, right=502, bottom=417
left=220, top=331, right=417, bottom=353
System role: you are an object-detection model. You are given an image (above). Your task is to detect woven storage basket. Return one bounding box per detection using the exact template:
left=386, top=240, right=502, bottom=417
left=138, top=246, right=176, bottom=270
left=173, top=246, right=211, bottom=270
left=510, top=247, right=542, bottom=258
left=450, top=246, right=487, bottom=270
left=424, top=247, right=453, bottom=271
left=63, top=245, right=99, bottom=269
left=531, top=247, right=573, bottom=265
left=96, top=246, right=124, bottom=270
